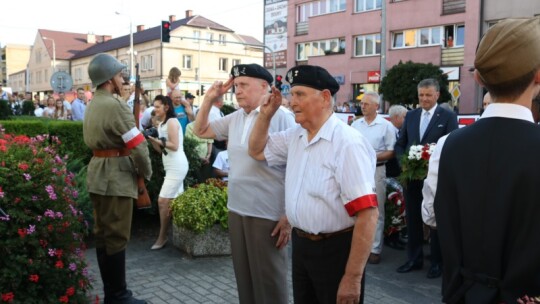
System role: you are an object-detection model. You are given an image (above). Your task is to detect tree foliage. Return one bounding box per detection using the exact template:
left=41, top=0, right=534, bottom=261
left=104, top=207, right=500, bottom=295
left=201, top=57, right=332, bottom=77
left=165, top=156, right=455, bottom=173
left=379, top=61, right=451, bottom=107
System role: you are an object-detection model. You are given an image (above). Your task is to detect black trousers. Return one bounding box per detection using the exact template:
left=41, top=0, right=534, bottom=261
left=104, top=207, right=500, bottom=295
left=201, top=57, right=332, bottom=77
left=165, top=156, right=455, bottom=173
left=404, top=180, right=442, bottom=266
left=292, top=230, right=365, bottom=304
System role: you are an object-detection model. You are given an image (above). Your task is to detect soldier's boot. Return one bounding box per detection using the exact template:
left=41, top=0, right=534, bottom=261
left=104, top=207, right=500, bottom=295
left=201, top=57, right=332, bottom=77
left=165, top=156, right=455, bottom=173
left=96, top=247, right=112, bottom=298
left=103, top=250, right=146, bottom=304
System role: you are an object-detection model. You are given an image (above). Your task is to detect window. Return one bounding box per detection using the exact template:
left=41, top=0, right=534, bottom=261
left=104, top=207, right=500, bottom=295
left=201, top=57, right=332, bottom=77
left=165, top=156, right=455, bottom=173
left=183, top=55, right=192, bottom=69
left=120, top=59, right=129, bottom=75
left=355, top=0, right=382, bottom=12
left=219, top=58, right=228, bottom=72
left=44, top=70, right=48, bottom=83
left=232, top=59, right=241, bottom=67
left=193, top=30, right=201, bottom=43
left=444, top=24, right=465, bottom=47
left=141, top=55, right=154, bottom=71
left=392, top=30, right=417, bottom=48
left=219, top=34, right=226, bottom=45
left=74, top=68, right=82, bottom=81
left=419, top=27, right=442, bottom=46
left=296, top=0, right=346, bottom=24
left=36, top=71, right=42, bottom=84
left=354, top=33, right=381, bottom=56
left=29, top=72, right=33, bottom=85
left=206, top=32, right=214, bottom=44
left=35, top=49, right=42, bottom=64
left=296, top=37, right=346, bottom=61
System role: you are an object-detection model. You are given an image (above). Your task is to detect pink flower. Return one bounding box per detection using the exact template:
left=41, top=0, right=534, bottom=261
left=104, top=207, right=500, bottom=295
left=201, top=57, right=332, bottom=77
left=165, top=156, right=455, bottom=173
left=29, top=274, right=39, bottom=282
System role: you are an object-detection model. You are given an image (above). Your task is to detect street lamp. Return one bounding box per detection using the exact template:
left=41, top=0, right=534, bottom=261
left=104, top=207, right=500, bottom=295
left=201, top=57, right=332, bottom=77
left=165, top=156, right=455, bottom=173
left=115, top=11, right=134, bottom=80
left=42, top=36, right=56, bottom=72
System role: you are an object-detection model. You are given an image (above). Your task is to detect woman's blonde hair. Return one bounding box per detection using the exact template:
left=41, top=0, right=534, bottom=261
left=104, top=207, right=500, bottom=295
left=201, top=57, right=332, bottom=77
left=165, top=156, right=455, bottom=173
left=168, top=67, right=181, bottom=82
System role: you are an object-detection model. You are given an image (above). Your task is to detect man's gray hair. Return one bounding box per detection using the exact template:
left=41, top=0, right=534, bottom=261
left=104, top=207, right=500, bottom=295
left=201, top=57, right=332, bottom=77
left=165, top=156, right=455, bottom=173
left=363, top=91, right=380, bottom=104
left=388, top=104, right=407, bottom=118
left=417, top=78, right=440, bottom=92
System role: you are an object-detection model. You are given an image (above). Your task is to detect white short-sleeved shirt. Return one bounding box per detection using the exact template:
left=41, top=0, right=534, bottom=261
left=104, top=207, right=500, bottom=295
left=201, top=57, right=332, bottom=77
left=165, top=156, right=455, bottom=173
left=351, top=114, right=396, bottom=154
left=213, top=150, right=230, bottom=181
left=210, top=106, right=295, bottom=221
left=264, top=114, right=378, bottom=234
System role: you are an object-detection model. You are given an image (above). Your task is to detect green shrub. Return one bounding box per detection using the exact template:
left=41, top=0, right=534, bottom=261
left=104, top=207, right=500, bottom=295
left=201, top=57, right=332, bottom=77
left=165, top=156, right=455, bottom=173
left=21, top=101, right=35, bottom=116
left=0, top=134, right=92, bottom=302
left=171, top=179, right=228, bottom=233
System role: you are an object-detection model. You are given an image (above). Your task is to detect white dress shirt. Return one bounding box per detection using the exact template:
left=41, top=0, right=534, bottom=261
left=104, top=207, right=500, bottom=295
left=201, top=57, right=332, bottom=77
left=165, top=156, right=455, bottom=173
left=264, top=115, right=377, bottom=234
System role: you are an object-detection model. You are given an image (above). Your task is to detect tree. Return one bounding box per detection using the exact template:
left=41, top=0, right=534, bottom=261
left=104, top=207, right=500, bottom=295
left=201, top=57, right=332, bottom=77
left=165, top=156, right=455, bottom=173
left=379, top=61, right=451, bottom=107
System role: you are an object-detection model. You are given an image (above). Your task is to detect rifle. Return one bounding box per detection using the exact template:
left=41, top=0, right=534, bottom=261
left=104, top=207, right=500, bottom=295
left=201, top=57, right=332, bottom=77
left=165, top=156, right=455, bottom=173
left=133, top=63, right=152, bottom=209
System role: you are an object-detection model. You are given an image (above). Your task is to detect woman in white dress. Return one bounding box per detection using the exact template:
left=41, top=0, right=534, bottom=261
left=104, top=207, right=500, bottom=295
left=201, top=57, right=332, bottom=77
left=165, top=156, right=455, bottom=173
left=147, top=95, right=189, bottom=249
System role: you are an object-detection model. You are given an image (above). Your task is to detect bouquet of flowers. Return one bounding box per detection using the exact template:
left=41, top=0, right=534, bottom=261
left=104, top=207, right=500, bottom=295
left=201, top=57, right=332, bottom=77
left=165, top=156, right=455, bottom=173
left=398, top=143, right=436, bottom=183
left=384, top=178, right=406, bottom=236
left=0, top=134, right=92, bottom=303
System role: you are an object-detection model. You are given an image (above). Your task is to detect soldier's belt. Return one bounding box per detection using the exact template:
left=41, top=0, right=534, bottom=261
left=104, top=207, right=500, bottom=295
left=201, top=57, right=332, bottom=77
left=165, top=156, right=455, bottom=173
left=93, top=148, right=131, bottom=157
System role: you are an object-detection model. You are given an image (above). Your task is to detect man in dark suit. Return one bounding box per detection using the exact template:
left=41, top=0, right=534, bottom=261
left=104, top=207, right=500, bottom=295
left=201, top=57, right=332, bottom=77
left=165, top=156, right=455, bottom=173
left=394, top=78, right=458, bottom=278
left=434, top=17, right=540, bottom=303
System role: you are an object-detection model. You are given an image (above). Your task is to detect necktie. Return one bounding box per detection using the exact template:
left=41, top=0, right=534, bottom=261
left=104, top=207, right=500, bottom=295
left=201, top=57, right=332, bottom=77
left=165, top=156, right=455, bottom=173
left=420, top=111, right=430, bottom=139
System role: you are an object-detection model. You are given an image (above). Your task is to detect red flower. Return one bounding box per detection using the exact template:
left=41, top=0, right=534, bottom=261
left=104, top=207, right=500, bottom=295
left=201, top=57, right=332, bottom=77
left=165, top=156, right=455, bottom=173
left=39, top=239, right=48, bottom=248
left=1, top=292, right=14, bottom=302
left=59, top=295, right=68, bottom=303
left=55, top=249, right=63, bottom=258
left=65, top=287, right=75, bottom=297
left=17, top=228, right=27, bottom=238
left=18, top=163, right=29, bottom=171
left=47, top=224, right=54, bottom=232
left=55, top=260, right=64, bottom=269
left=421, top=151, right=430, bottom=160
left=29, top=274, right=39, bottom=282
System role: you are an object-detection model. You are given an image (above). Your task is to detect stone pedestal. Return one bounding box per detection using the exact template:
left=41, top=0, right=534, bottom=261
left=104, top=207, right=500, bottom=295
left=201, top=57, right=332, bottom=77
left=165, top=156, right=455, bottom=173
left=172, top=224, right=231, bottom=257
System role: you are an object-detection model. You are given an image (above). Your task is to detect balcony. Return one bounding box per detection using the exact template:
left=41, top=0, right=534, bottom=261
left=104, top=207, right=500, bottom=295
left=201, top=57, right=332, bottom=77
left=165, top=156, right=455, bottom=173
left=296, top=22, right=308, bottom=36
left=441, top=47, right=464, bottom=66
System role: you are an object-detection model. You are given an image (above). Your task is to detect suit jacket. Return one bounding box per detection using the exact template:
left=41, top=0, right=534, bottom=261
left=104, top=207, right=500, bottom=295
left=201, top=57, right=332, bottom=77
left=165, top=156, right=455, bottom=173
left=395, top=105, right=458, bottom=159
left=435, top=118, right=540, bottom=303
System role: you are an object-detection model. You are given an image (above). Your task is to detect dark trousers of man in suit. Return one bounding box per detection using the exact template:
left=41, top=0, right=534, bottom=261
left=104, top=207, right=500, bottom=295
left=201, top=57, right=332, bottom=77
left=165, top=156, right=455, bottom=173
left=404, top=180, right=441, bottom=268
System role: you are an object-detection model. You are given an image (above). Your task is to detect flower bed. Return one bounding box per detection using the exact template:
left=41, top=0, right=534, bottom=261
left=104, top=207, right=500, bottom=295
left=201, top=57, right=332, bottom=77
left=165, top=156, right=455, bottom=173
left=0, top=134, right=91, bottom=303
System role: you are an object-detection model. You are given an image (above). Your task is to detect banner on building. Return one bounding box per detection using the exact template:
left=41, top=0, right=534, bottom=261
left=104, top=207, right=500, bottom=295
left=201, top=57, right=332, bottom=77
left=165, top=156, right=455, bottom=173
left=264, top=0, right=288, bottom=68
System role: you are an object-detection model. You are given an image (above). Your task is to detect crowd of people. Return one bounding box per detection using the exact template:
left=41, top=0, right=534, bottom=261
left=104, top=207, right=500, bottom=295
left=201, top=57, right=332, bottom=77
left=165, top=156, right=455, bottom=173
left=78, top=16, right=540, bottom=304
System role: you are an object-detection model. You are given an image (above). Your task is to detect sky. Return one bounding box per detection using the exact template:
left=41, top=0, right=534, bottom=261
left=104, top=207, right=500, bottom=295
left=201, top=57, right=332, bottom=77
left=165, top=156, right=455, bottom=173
left=0, top=0, right=264, bottom=47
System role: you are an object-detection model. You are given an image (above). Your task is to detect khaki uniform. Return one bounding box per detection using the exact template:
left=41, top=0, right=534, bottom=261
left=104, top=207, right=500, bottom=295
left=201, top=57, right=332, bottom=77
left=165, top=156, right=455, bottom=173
left=83, top=89, right=152, bottom=254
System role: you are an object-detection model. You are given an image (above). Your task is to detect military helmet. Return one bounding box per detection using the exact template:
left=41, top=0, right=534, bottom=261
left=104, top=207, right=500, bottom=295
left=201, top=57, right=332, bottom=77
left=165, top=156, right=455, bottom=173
left=88, top=53, right=126, bottom=87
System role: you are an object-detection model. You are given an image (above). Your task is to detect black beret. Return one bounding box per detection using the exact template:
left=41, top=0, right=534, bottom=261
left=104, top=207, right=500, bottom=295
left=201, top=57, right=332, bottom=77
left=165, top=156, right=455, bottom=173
left=231, top=64, right=273, bottom=84
left=285, top=65, right=340, bottom=95
left=185, top=92, right=195, bottom=99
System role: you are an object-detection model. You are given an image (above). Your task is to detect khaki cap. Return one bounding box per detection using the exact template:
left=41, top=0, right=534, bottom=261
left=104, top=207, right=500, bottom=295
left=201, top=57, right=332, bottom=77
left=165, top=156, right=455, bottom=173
left=474, top=17, right=540, bottom=85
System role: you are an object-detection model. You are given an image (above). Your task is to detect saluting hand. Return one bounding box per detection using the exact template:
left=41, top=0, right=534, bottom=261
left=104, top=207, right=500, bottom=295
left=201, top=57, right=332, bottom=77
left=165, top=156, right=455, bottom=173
left=259, top=86, right=282, bottom=119
left=204, top=78, right=234, bottom=104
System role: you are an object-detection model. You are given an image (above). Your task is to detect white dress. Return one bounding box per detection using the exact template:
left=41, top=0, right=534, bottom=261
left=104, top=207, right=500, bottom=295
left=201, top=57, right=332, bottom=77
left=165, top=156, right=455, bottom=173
left=158, top=118, right=189, bottom=198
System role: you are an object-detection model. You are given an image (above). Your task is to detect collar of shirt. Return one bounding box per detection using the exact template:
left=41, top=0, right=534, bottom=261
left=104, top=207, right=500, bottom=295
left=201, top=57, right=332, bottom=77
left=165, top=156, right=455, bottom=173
left=422, top=103, right=438, bottom=116
left=298, top=114, right=339, bottom=145
left=359, top=113, right=385, bottom=126
left=480, top=103, right=534, bottom=122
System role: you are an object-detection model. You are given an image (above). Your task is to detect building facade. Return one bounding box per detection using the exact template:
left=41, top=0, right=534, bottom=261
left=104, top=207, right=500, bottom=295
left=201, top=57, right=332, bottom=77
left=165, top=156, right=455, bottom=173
left=1, top=44, right=31, bottom=89
left=285, top=0, right=540, bottom=114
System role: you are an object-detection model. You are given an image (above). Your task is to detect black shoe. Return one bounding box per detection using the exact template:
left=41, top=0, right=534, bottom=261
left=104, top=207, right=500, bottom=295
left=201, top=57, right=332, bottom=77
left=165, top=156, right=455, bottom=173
left=396, top=260, right=423, bottom=273
left=104, top=250, right=147, bottom=304
left=426, top=264, right=442, bottom=279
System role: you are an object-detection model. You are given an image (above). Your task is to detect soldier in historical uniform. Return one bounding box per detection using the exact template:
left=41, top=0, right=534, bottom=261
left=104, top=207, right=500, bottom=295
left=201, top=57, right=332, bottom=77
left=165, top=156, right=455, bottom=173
left=84, top=53, right=152, bottom=304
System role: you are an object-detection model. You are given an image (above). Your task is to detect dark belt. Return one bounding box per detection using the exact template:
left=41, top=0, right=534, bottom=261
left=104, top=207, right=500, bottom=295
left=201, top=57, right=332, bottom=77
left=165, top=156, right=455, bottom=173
left=93, top=148, right=131, bottom=157
left=376, top=162, right=386, bottom=167
left=294, top=226, right=354, bottom=241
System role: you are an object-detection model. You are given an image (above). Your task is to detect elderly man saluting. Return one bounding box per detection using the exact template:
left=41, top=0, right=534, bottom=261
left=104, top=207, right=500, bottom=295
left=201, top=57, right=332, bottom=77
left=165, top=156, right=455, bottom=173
left=194, top=64, right=295, bottom=304
left=249, top=65, right=378, bottom=304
